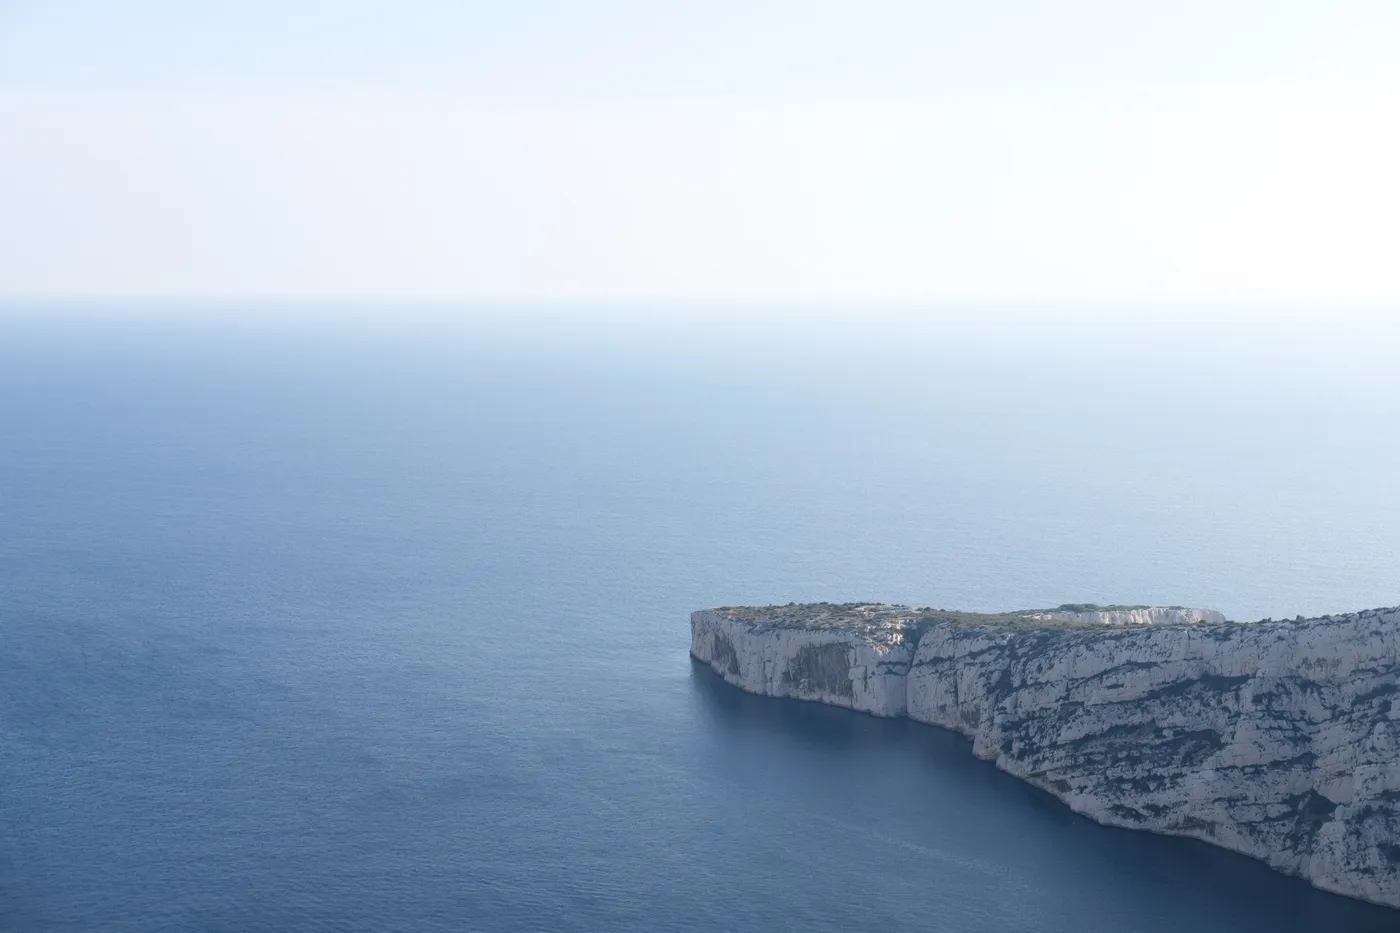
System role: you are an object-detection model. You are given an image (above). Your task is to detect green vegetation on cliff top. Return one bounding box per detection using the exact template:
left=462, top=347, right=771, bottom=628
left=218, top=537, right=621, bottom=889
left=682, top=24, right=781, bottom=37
left=712, top=602, right=1231, bottom=632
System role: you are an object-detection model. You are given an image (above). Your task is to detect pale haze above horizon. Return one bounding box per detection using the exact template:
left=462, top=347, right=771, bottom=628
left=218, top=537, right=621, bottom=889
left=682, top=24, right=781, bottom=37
left=3, top=2, right=1400, bottom=305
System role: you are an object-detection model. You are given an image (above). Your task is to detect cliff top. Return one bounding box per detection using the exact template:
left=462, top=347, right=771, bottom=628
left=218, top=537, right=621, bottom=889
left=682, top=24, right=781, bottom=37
left=707, top=602, right=1230, bottom=633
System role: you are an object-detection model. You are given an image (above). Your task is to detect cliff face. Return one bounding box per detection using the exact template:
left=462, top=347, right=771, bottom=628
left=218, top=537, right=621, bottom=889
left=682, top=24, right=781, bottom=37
left=690, top=604, right=1400, bottom=909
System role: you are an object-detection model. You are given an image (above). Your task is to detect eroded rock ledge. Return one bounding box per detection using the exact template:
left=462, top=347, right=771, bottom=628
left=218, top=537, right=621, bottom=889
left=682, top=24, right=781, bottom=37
left=690, top=602, right=1400, bottom=908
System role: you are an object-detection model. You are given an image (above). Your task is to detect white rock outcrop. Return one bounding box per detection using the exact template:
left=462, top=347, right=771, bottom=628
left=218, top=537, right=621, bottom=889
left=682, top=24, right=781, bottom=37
left=1027, top=606, right=1227, bottom=626
left=691, top=603, right=1400, bottom=909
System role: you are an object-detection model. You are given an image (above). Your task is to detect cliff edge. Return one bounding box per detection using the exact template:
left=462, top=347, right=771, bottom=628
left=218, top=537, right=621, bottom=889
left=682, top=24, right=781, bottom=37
left=690, top=602, right=1400, bottom=908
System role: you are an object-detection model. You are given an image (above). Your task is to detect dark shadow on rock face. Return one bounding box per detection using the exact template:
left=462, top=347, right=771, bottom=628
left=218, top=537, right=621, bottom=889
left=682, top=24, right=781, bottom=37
left=688, top=659, right=1400, bottom=933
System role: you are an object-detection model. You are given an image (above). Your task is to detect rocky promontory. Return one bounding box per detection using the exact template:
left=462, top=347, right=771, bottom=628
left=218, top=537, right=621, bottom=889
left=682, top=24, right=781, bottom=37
left=690, top=602, right=1400, bottom=908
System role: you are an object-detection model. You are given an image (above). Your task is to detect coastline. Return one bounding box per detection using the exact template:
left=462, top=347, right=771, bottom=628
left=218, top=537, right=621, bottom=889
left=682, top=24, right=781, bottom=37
left=691, top=603, right=1400, bottom=910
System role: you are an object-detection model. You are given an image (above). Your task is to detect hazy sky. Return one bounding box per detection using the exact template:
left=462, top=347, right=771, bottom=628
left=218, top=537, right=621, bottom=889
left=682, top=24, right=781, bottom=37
left=3, top=2, right=1399, bottom=302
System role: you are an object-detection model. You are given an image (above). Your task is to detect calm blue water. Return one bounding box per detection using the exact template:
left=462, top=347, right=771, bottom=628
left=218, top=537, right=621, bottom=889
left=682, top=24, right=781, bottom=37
left=2, top=306, right=1399, bottom=932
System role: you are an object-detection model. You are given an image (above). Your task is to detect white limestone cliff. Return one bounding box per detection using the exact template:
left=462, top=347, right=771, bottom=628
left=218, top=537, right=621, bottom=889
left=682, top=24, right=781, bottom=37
left=690, top=603, right=1400, bottom=909
left=1026, top=606, right=1227, bottom=626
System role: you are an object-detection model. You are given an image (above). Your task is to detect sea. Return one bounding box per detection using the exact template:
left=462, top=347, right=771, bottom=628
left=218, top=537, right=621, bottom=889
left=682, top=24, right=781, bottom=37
left=2, top=305, right=1398, bottom=932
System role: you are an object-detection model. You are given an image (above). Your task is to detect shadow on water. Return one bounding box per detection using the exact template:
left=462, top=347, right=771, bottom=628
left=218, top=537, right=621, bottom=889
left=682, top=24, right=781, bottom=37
left=688, top=660, right=1400, bottom=933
